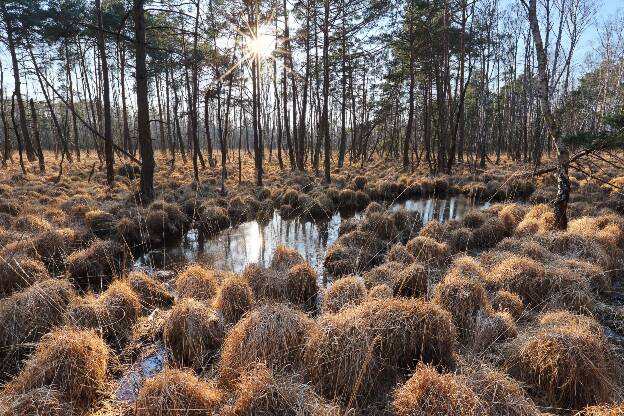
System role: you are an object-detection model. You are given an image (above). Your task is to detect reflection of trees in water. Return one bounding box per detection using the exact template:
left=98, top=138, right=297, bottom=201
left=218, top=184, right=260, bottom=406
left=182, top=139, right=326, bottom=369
left=135, top=196, right=485, bottom=278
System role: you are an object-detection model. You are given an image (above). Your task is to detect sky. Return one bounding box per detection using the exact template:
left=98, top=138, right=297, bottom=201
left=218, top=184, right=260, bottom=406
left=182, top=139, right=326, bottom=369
left=1, top=0, right=623, bottom=95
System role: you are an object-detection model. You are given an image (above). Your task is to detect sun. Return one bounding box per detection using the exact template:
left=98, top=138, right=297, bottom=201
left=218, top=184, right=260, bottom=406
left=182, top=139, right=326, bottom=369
left=245, top=27, right=274, bottom=59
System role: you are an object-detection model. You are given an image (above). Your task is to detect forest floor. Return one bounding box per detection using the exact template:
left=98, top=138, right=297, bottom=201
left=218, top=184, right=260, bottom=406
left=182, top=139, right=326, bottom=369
left=0, top=150, right=624, bottom=415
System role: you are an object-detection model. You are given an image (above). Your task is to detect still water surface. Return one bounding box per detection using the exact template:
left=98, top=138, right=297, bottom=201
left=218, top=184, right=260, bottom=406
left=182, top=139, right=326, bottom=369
left=135, top=195, right=487, bottom=276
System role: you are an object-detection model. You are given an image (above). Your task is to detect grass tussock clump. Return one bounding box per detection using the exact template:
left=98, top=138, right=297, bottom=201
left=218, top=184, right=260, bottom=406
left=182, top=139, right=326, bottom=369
left=575, top=404, right=624, bottom=415
left=393, top=262, right=429, bottom=297
left=470, top=310, right=518, bottom=351
left=392, top=363, right=484, bottom=416
left=65, top=239, right=126, bottom=291
left=432, top=272, right=490, bottom=337
left=485, top=255, right=592, bottom=311
left=212, top=276, right=254, bottom=326
left=508, top=311, right=615, bottom=410
left=84, top=209, right=115, bottom=237
left=65, top=280, right=141, bottom=348
left=3, top=328, right=108, bottom=409
left=223, top=363, right=340, bottom=416
left=0, top=279, right=75, bottom=377
left=175, top=264, right=218, bottom=302
left=515, top=204, right=556, bottom=235
left=32, top=228, right=77, bottom=270
left=199, top=204, right=230, bottom=236
left=0, top=387, right=76, bottom=416
left=305, top=298, right=456, bottom=405
left=126, top=271, right=174, bottom=311
left=368, top=283, right=393, bottom=299
left=163, top=298, right=224, bottom=369
left=135, top=369, right=224, bottom=416
left=321, top=275, right=366, bottom=314
left=242, top=260, right=318, bottom=310
left=406, top=236, right=449, bottom=265
left=0, top=257, right=50, bottom=297
left=467, top=366, right=540, bottom=416
left=220, top=303, right=314, bottom=386
left=270, top=245, right=305, bottom=270
left=385, top=243, right=416, bottom=264
left=491, top=290, right=524, bottom=319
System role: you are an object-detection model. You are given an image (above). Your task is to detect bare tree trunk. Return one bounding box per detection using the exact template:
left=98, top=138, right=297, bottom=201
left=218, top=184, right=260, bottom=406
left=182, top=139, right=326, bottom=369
left=11, top=93, right=26, bottom=174
left=134, top=0, right=155, bottom=201
left=1, top=4, right=35, bottom=162
left=96, top=0, right=114, bottom=185
left=525, top=0, right=569, bottom=229
left=28, top=99, right=45, bottom=172
left=322, top=0, right=331, bottom=182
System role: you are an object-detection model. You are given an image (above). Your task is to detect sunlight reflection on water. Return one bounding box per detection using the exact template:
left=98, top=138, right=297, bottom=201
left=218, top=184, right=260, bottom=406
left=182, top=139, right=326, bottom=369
left=135, top=196, right=488, bottom=278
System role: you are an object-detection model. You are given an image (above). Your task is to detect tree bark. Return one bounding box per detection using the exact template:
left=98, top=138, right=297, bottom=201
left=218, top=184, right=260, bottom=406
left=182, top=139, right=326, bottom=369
left=525, top=0, right=569, bottom=229
left=134, top=0, right=155, bottom=201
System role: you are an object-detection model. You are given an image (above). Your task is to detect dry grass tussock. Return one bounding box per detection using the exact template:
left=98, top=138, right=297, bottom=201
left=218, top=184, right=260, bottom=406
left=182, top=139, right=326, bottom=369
left=212, top=275, right=254, bottom=326
left=223, top=363, right=341, bottom=416
left=242, top=250, right=317, bottom=310
left=0, top=387, right=77, bottom=416
left=508, top=310, right=617, bottom=411
left=219, top=303, right=314, bottom=386
left=3, top=328, right=108, bottom=410
left=392, top=363, right=485, bottom=416
left=305, top=298, right=456, bottom=406
left=163, top=298, right=224, bottom=369
left=0, top=256, right=50, bottom=297
left=65, top=239, right=126, bottom=291
left=126, top=271, right=174, bottom=311
left=0, top=279, right=75, bottom=378
left=321, top=275, right=367, bottom=314
left=65, top=280, right=141, bottom=348
left=175, top=263, right=219, bottom=301
left=135, top=369, right=223, bottom=416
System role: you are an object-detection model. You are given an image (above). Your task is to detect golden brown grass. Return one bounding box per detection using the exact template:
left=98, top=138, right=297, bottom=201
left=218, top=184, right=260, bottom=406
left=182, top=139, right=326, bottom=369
left=490, top=290, right=524, bottom=319
left=392, top=363, right=484, bottom=416
left=220, top=303, right=314, bottom=385
left=242, top=261, right=318, bottom=310
left=65, top=239, right=126, bottom=291
left=467, top=366, right=540, bottom=416
left=65, top=280, right=141, bottom=348
left=126, top=271, right=174, bottom=311
left=175, top=264, right=219, bottom=302
left=393, top=262, right=429, bottom=297
left=321, top=275, right=367, bottom=314
left=212, top=276, right=254, bottom=326
left=163, top=298, right=224, bottom=369
left=0, top=256, right=50, bottom=297
left=3, top=328, right=108, bottom=410
left=305, top=298, right=456, bottom=406
left=0, top=387, right=77, bottom=416
left=432, top=272, right=490, bottom=337
left=0, top=279, right=75, bottom=377
left=406, top=236, right=449, bottom=265
left=223, top=363, right=340, bottom=416
left=508, top=311, right=616, bottom=410
left=135, top=369, right=224, bottom=416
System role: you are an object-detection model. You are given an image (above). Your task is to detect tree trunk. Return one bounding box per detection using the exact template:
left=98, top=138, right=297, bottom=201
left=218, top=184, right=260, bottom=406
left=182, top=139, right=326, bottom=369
left=96, top=0, right=114, bottom=185
left=28, top=99, right=45, bottom=172
left=134, top=0, right=155, bottom=201
left=1, top=4, right=35, bottom=162
left=526, top=0, right=569, bottom=229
